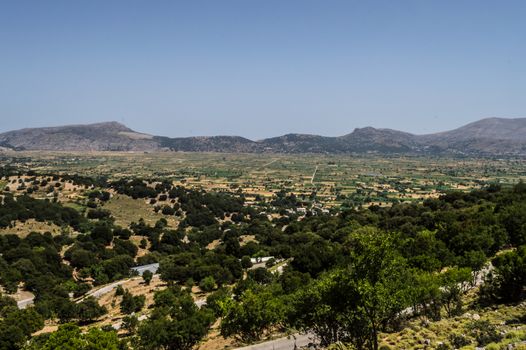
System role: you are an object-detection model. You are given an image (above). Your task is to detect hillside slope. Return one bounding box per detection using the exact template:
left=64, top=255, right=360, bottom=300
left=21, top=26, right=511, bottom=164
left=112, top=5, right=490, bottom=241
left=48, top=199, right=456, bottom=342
left=1, top=117, right=526, bottom=155
left=0, top=122, right=159, bottom=151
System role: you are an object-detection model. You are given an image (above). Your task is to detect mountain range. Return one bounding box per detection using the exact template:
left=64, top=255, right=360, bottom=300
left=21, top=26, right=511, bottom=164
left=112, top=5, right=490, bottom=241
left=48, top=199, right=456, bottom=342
left=1, top=117, right=526, bottom=156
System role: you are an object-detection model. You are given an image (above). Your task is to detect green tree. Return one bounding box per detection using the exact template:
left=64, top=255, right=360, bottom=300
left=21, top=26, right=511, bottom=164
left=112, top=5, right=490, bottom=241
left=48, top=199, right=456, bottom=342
left=291, top=227, right=412, bottom=350
left=25, top=323, right=123, bottom=350
left=240, top=256, right=253, bottom=269
left=199, top=276, right=216, bottom=292
left=220, top=286, right=286, bottom=342
left=0, top=308, right=44, bottom=350
left=142, top=270, right=153, bottom=285
left=408, top=270, right=443, bottom=321
left=484, top=246, right=526, bottom=302
left=440, top=267, right=472, bottom=317
left=122, top=315, right=139, bottom=335
left=76, top=297, right=107, bottom=323
left=205, top=287, right=231, bottom=317
left=120, top=290, right=146, bottom=314
left=137, top=287, right=214, bottom=350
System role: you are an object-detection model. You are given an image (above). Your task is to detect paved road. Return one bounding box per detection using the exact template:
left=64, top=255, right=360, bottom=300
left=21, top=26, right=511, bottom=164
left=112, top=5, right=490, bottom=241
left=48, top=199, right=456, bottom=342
left=234, top=334, right=315, bottom=350
left=81, top=279, right=130, bottom=300
left=131, top=263, right=159, bottom=276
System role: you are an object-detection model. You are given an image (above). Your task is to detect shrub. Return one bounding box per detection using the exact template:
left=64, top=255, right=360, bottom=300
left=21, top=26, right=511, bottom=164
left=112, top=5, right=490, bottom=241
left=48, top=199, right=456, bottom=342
left=199, top=276, right=216, bottom=292
left=449, top=333, right=471, bottom=348
left=120, top=290, right=146, bottom=314
left=468, top=320, right=503, bottom=347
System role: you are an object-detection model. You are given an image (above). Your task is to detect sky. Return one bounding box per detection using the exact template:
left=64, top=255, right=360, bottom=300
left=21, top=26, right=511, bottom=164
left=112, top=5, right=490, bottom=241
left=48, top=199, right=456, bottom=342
left=0, top=1, right=525, bottom=139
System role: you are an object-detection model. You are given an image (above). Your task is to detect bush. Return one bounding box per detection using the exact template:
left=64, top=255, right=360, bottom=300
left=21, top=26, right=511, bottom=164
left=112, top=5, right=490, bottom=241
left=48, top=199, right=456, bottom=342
left=199, top=276, right=216, bottom=292
left=485, top=247, right=526, bottom=302
left=142, top=270, right=153, bottom=285
left=265, top=258, right=276, bottom=268
left=449, top=333, right=471, bottom=348
left=206, top=287, right=231, bottom=317
left=120, top=290, right=146, bottom=314
left=87, top=209, right=111, bottom=220
left=76, top=297, right=106, bottom=323
left=468, top=320, right=503, bottom=347
left=241, top=256, right=253, bottom=269
left=115, top=285, right=125, bottom=296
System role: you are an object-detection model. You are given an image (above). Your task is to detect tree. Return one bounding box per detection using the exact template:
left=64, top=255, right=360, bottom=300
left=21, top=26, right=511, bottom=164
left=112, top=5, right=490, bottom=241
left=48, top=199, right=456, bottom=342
left=408, top=270, right=443, bottom=321
left=90, top=224, right=113, bottom=246
left=240, top=256, right=253, bottom=269
left=25, top=323, right=122, bottom=350
left=69, top=249, right=98, bottom=269
left=248, top=267, right=274, bottom=285
left=205, top=287, right=232, bottom=317
left=440, top=267, right=472, bottom=317
left=142, top=270, right=153, bottom=285
left=220, top=286, right=286, bottom=342
left=122, top=315, right=139, bottom=335
left=137, top=287, right=214, bottom=350
left=0, top=294, right=17, bottom=316
left=120, top=290, right=146, bottom=314
left=199, top=276, right=216, bottom=292
left=484, top=246, right=526, bottom=302
left=76, top=297, right=107, bottom=323
left=291, top=227, right=412, bottom=350
left=0, top=308, right=44, bottom=350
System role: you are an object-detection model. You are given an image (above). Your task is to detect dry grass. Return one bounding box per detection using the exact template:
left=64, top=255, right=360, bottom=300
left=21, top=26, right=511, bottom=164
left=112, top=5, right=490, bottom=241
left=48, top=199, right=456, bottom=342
left=197, top=321, right=236, bottom=350
left=92, top=275, right=167, bottom=328
left=0, top=219, right=63, bottom=237
left=103, top=194, right=178, bottom=228
left=380, top=301, right=526, bottom=349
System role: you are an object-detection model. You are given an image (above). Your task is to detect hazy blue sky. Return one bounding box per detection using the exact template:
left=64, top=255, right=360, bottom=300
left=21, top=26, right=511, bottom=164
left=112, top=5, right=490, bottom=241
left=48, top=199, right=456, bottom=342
left=1, top=1, right=525, bottom=139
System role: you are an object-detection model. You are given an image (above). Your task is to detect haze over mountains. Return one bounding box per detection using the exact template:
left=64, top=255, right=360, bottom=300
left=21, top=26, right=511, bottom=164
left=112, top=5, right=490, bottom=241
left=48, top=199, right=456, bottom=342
left=1, top=117, right=525, bottom=156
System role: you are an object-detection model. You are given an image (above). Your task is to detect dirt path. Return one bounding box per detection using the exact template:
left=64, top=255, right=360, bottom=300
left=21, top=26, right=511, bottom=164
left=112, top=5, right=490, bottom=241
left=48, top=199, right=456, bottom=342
left=262, top=159, right=278, bottom=167
left=310, top=165, right=318, bottom=185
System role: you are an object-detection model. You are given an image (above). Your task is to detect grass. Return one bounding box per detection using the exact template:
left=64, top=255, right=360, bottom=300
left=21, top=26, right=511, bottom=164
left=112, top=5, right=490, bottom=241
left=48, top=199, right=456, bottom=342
left=380, top=300, right=526, bottom=349
left=103, top=194, right=178, bottom=228
left=0, top=219, right=63, bottom=237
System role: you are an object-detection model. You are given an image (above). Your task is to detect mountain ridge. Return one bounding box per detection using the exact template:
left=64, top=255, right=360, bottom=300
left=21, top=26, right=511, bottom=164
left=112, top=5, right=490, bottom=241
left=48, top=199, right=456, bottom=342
left=1, top=118, right=526, bottom=155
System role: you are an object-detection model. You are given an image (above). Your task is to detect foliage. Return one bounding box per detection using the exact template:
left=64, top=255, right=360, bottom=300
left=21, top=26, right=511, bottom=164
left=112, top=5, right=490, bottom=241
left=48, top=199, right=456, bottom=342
left=0, top=308, right=44, bottom=350
left=467, top=320, right=503, bottom=346
left=291, top=229, right=412, bottom=349
left=137, top=287, right=214, bottom=350
left=220, top=286, right=287, bottom=342
left=142, top=270, right=153, bottom=285
left=120, top=290, right=146, bottom=314
left=484, top=246, right=526, bottom=302
left=25, top=323, right=123, bottom=350
left=199, top=276, right=216, bottom=292
left=76, top=297, right=107, bottom=323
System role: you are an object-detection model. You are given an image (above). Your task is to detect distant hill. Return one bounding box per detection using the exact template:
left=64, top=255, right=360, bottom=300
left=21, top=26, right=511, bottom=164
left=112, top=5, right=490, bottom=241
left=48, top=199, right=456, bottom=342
left=1, top=117, right=526, bottom=155
left=417, top=117, right=526, bottom=155
left=0, top=122, right=159, bottom=151
left=155, top=135, right=257, bottom=153
left=338, top=127, right=420, bottom=153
